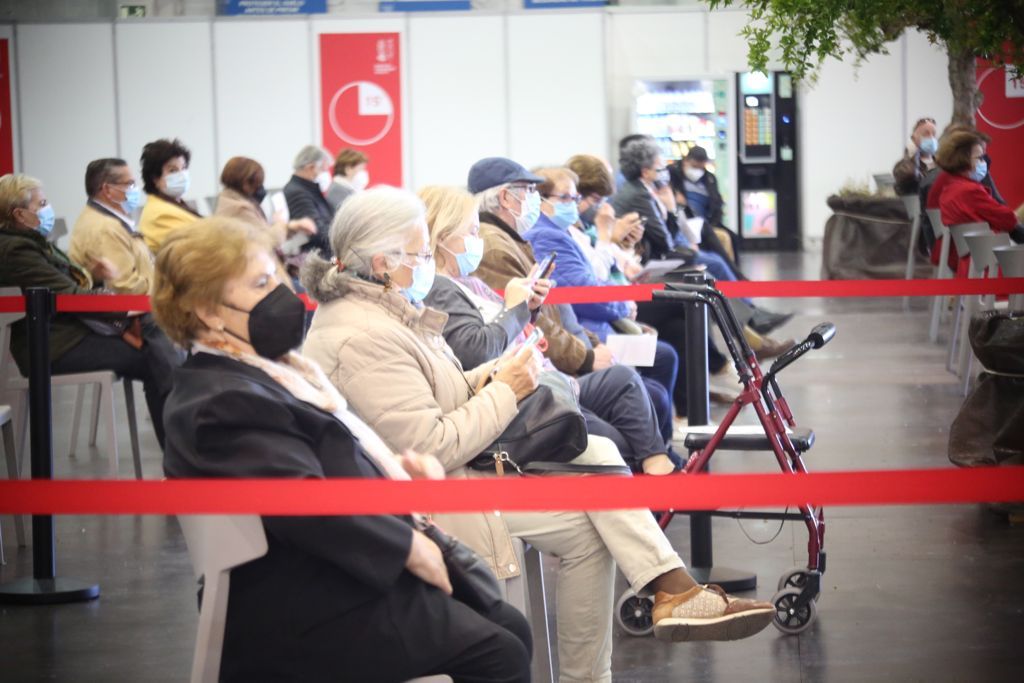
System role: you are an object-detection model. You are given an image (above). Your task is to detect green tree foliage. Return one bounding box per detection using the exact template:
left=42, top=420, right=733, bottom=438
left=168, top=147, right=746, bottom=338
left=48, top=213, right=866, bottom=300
left=707, top=0, right=1024, bottom=124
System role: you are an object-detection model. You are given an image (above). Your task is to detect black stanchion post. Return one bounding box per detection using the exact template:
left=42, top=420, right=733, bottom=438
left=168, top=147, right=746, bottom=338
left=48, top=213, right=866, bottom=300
left=682, top=272, right=757, bottom=592
left=0, top=288, right=99, bottom=604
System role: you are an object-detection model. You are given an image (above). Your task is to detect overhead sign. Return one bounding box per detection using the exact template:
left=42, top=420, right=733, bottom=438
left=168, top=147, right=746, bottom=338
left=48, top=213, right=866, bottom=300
left=0, top=39, right=14, bottom=176
left=320, top=33, right=403, bottom=187
left=379, top=1, right=471, bottom=11
left=523, top=0, right=606, bottom=8
left=220, top=0, right=326, bottom=15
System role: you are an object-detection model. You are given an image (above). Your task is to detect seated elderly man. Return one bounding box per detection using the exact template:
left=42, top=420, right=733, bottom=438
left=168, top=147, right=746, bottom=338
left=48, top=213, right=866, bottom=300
left=283, top=145, right=335, bottom=257
left=69, top=158, right=152, bottom=295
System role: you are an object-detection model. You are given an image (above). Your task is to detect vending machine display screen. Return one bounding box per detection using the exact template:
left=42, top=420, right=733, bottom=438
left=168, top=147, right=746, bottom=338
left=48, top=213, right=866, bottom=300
left=741, top=190, right=778, bottom=239
left=739, top=72, right=775, bottom=162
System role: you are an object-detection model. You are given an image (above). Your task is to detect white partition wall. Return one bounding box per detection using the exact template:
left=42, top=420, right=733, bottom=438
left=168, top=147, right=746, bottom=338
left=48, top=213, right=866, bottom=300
left=408, top=13, right=507, bottom=189
left=115, top=20, right=218, bottom=208
left=16, top=23, right=119, bottom=223
left=507, top=11, right=608, bottom=168
left=213, top=18, right=313, bottom=191
left=904, top=30, right=953, bottom=137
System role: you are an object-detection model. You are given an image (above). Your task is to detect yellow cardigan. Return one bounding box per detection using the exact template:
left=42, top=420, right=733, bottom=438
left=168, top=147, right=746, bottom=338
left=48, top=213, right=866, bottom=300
left=68, top=203, right=154, bottom=294
left=138, top=193, right=198, bottom=253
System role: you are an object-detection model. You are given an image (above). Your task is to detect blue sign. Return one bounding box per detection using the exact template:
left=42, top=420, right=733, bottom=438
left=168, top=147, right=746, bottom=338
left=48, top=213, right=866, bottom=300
left=220, top=0, right=327, bottom=15
left=523, top=0, right=606, bottom=8
left=379, top=1, right=471, bottom=10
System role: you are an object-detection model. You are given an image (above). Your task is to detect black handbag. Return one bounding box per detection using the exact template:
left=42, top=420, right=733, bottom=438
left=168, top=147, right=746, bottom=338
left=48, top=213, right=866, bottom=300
left=469, top=371, right=588, bottom=473
left=419, top=522, right=503, bottom=614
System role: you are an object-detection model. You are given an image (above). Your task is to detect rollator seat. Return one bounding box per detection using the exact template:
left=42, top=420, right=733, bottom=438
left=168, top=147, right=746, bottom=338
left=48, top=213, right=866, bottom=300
left=683, top=424, right=815, bottom=452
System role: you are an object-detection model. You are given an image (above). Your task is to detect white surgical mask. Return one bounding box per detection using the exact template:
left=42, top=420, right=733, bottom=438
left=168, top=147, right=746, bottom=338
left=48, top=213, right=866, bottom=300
left=510, top=190, right=541, bottom=234
left=351, top=169, right=369, bottom=191
left=315, top=170, right=332, bottom=193
left=684, top=167, right=705, bottom=183
left=163, top=170, right=190, bottom=199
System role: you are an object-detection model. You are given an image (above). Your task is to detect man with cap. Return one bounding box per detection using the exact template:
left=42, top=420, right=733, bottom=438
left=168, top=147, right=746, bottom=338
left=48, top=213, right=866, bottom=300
left=469, top=156, right=617, bottom=377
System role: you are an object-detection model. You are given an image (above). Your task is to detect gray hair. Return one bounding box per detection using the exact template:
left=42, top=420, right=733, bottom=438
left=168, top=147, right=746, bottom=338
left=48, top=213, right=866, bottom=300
left=300, top=186, right=425, bottom=303
left=475, top=183, right=509, bottom=214
left=619, top=137, right=660, bottom=181
left=293, top=145, right=331, bottom=172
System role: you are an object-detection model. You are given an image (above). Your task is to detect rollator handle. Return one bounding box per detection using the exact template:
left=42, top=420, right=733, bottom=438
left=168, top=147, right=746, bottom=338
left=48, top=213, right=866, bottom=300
left=807, top=322, right=836, bottom=349
left=651, top=289, right=706, bottom=304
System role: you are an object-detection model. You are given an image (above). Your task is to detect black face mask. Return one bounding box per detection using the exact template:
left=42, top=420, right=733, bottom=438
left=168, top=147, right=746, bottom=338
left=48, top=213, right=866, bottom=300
left=252, top=186, right=268, bottom=203
left=223, top=283, right=306, bottom=359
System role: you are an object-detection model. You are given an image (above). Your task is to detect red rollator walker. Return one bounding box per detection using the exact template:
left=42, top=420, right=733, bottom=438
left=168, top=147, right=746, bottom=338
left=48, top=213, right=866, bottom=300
left=615, top=278, right=833, bottom=636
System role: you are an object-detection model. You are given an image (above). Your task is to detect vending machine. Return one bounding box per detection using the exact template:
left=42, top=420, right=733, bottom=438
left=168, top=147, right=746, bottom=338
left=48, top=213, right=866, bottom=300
left=736, top=71, right=801, bottom=251
left=632, top=78, right=736, bottom=230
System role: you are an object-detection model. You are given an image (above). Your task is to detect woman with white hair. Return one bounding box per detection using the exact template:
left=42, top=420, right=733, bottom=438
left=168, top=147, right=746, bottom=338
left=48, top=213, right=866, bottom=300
left=301, top=186, right=776, bottom=683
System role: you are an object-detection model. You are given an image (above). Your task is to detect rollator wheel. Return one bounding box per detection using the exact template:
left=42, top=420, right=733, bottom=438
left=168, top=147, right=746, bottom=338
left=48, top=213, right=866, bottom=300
left=615, top=589, right=655, bottom=637
left=771, top=587, right=817, bottom=635
left=777, top=566, right=820, bottom=601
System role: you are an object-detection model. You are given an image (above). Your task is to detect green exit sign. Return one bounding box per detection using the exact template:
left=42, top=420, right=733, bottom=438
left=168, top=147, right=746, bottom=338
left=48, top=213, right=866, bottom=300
left=119, top=5, right=147, bottom=18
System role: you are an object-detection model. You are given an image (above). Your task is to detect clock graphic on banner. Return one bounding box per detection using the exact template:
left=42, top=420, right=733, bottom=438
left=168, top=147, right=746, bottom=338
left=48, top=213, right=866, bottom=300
left=328, top=80, right=395, bottom=146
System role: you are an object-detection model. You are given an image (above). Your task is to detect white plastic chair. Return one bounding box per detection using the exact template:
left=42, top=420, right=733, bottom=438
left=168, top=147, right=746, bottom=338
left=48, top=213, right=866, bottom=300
left=0, top=310, right=143, bottom=480
left=945, top=223, right=989, bottom=373
left=993, top=245, right=1024, bottom=311
left=959, top=231, right=1012, bottom=394
left=927, top=208, right=954, bottom=343
left=1, top=403, right=26, bottom=565
left=900, top=195, right=922, bottom=312
left=178, top=515, right=452, bottom=683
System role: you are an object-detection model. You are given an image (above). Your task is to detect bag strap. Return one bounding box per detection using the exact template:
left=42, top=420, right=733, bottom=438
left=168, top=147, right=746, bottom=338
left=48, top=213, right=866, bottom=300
left=522, top=462, right=633, bottom=477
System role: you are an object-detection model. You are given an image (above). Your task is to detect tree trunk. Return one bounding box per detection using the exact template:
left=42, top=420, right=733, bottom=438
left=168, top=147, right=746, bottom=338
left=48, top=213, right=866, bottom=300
left=947, top=47, right=982, bottom=126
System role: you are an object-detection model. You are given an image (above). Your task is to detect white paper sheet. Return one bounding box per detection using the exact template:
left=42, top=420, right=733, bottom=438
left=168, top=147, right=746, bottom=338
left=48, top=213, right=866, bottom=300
left=605, top=333, right=658, bottom=367
left=635, top=258, right=687, bottom=283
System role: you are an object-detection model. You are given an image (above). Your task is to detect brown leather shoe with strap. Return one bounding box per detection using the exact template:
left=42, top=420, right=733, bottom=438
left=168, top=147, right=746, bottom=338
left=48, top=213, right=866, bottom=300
left=652, top=584, right=775, bottom=642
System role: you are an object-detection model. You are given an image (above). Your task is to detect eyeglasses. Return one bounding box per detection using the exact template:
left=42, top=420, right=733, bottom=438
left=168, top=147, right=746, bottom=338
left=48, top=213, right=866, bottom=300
left=108, top=181, right=137, bottom=190
left=402, top=251, right=434, bottom=266
left=544, top=193, right=582, bottom=204
left=507, top=183, right=537, bottom=195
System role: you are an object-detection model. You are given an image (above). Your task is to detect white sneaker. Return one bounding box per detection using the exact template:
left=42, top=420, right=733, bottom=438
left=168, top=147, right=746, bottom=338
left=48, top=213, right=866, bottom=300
left=708, top=363, right=741, bottom=402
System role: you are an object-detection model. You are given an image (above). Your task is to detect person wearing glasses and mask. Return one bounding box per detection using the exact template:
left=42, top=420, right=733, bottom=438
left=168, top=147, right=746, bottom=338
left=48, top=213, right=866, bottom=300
left=893, top=116, right=938, bottom=197
left=69, top=158, right=152, bottom=295
left=137, top=138, right=200, bottom=253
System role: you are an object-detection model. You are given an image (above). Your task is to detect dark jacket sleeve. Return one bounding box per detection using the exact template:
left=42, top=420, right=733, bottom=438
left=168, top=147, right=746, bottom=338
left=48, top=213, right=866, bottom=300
left=426, top=277, right=529, bottom=369
left=187, top=387, right=414, bottom=593
left=284, top=184, right=331, bottom=253
left=612, top=182, right=671, bottom=261
left=0, top=240, right=92, bottom=294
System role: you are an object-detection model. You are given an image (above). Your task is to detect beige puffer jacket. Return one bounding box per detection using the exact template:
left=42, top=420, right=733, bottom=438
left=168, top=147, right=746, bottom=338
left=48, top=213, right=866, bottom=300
left=302, top=276, right=524, bottom=579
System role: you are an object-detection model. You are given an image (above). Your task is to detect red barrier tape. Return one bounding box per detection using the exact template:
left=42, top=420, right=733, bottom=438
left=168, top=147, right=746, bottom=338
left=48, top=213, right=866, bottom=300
left=1, top=278, right=1021, bottom=313
left=1, top=467, right=1021, bottom=515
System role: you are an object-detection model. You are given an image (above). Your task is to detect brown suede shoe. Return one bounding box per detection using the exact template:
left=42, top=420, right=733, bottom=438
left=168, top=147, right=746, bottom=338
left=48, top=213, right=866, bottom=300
left=652, top=584, right=775, bottom=642
left=754, top=337, right=797, bottom=361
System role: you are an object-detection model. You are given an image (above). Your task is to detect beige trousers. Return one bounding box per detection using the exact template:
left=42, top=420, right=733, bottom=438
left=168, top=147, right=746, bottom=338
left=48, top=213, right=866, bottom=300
left=502, top=435, right=684, bottom=683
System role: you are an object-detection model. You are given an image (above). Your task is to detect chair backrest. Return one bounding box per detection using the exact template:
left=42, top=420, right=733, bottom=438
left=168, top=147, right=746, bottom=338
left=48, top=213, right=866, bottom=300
left=948, top=222, right=989, bottom=256
left=0, top=289, right=24, bottom=389
left=873, top=173, right=895, bottom=192
left=963, top=232, right=1011, bottom=273
left=993, top=245, right=1024, bottom=278
left=925, top=208, right=947, bottom=237
left=899, top=194, right=920, bottom=220
left=178, top=514, right=268, bottom=683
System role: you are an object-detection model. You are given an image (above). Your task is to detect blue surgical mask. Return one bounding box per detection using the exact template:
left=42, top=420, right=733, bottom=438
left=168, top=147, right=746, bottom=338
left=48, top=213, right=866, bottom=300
left=548, top=200, right=580, bottom=230
left=35, top=204, right=56, bottom=238
left=918, top=137, right=938, bottom=156
left=121, top=186, right=142, bottom=215
left=445, top=234, right=484, bottom=277
left=512, top=190, right=541, bottom=234
left=402, top=259, right=436, bottom=303
left=969, top=159, right=988, bottom=183
left=163, top=170, right=190, bottom=199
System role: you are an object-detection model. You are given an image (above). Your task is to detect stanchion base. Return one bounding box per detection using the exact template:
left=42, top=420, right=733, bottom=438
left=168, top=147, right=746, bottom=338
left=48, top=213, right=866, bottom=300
left=0, top=578, right=100, bottom=605
left=687, top=566, right=757, bottom=593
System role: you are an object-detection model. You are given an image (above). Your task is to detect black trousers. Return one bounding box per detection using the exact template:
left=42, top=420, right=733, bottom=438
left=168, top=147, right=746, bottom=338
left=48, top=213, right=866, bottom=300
left=223, top=572, right=533, bottom=683
left=51, top=316, right=182, bottom=448
left=578, top=364, right=666, bottom=468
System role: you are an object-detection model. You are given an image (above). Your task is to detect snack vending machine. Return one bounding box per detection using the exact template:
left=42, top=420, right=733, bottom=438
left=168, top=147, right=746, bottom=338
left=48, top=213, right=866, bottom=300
left=633, top=78, right=736, bottom=230
left=735, top=71, right=801, bottom=251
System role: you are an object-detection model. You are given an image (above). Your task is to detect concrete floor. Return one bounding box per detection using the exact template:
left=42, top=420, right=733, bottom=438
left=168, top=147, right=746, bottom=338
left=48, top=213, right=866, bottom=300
left=1, top=249, right=1022, bottom=682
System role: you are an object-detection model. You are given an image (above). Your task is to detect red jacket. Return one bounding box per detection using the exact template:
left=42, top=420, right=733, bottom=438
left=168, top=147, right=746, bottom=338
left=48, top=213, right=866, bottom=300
left=930, top=174, right=1018, bottom=269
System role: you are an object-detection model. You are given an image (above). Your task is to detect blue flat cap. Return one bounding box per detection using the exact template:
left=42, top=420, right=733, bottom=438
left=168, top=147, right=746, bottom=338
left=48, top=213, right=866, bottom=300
left=467, top=157, right=544, bottom=194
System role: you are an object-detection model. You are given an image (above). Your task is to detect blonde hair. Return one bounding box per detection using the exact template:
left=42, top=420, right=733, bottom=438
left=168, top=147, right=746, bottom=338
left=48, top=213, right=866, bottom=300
left=535, top=167, right=579, bottom=198
left=418, top=185, right=478, bottom=256
left=152, top=217, right=270, bottom=347
left=0, top=174, right=42, bottom=229
left=300, top=186, right=425, bottom=303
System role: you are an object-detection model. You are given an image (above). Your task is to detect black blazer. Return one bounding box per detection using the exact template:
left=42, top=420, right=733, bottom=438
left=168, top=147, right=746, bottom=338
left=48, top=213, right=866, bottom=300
left=163, top=352, right=414, bottom=679
left=283, top=174, right=333, bottom=254
left=611, top=178, right=674, bottom=262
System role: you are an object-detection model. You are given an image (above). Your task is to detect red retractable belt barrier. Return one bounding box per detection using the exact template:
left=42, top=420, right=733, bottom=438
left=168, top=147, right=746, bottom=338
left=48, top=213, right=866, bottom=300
left=1, top=278, right=1022, bottom=313
left=0, top=467, right=1022, bottom=516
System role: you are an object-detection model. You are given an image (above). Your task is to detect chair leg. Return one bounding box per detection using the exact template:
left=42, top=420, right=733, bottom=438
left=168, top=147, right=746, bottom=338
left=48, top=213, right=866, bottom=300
left=2, top=420, right=27, bottom=547
left=524, top=546, right=555, bottom=683
left=903, top=215, right=920, bottom=312
left=68, top=383, right=87, bottom=456
left=88, top=383, right=102, bottom=447
left=956, top=295, right=975, bottom=382
left=101, top=379, right=119, bottom=478
left=14, top=390, right=28, bottom=484
left=123, top=381, right=143, bottom=479
left=946, top=296, right=963, bottom=373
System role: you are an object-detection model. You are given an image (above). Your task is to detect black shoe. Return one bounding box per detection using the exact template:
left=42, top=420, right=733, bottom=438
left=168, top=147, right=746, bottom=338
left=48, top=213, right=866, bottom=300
left=748, top=309, right=793, bottom=334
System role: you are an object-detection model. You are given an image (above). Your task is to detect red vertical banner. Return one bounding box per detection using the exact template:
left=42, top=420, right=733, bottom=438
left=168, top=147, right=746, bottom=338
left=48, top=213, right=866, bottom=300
left=976, top=60, right=1024, bottom=211
left=319, top=33, right=402, bottom=188
left=0, top=39, right=14, bottom=176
